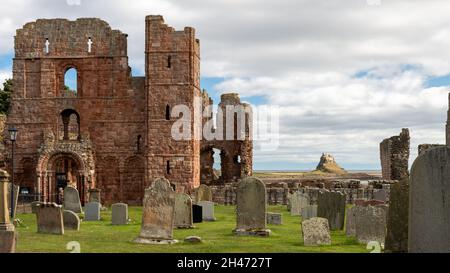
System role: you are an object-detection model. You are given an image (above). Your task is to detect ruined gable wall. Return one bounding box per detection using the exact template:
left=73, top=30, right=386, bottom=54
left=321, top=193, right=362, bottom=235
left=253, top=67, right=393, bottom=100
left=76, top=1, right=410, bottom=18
left=380, top=128, right=410, bottom=180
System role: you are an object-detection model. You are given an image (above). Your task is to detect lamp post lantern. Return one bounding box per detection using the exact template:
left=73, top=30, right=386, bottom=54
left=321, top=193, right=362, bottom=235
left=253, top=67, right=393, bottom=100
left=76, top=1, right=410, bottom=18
left=8, top=127, right=18, bottom=219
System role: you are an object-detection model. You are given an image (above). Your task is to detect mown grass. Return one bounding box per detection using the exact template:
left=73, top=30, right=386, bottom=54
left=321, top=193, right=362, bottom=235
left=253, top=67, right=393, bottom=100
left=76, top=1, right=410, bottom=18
left=15, top=205, right=368, bottom=253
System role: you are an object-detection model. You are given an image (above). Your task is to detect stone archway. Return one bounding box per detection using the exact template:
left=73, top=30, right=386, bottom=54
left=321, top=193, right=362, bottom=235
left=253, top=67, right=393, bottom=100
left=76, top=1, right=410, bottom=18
left=36, top=130, right=95, bottom=204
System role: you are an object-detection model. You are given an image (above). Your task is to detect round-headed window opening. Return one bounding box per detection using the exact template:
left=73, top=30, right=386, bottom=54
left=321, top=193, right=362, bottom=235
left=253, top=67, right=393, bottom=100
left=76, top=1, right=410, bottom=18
left=60, top=109, right=81, bottom=141
left=64, top=68, right=78, bottom=97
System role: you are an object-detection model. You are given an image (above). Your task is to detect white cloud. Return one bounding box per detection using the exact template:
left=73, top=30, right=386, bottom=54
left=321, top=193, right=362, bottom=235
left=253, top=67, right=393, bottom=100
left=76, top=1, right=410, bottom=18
left=0, top=70, right=12, bottom=86
left=0, top=0, right=450, bottom=169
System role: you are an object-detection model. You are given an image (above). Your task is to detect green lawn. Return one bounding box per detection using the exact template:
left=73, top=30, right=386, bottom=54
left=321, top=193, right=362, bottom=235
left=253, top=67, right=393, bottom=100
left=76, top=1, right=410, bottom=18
left=15, top=205, right=368, bottom=253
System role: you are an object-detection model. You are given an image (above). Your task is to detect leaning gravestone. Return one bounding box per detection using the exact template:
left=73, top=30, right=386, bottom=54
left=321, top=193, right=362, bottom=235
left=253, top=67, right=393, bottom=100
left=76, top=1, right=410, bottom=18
left=234, top=177, right=271, bottom=236
left=290, top=191, right=310, bottom=216
left=111, top=203, right=128, bottom=225
left=354, top=205, right=387, bottom=245
left=64, top=186, right=82, bottom=213
left=409, top=147, right=450, bottom=253
left=198, top=201, right=216, bottom=221
left=36, top=203, right=64, bottom=235
left=385, top=179, right=409, bottom=253
left=84, top=202, right=101, bottom=221
left=174, top=194, right=194, bottom=229
left=302, top=217, right=331, bottom=246
left=301, top=205, right=318, bottom=221
left=317, top=191, right=346, bottom=230
left=192, top=204, right=203, bottom=223
left=194, top=184, right=213, bottom=203
left=135, top=178, right=177, bottom=244
left=63, top=210, right=80, bottom=231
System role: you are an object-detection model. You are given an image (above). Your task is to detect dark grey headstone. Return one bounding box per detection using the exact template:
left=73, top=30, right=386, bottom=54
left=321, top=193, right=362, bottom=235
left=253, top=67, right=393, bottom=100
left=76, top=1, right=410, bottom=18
left=317, top=191, right=346, bottom=230
left=409, top=147, right=450, bottom=253
left=385, top=179, right=409, bottom=253
left=193, top=205, right=203, bottom=223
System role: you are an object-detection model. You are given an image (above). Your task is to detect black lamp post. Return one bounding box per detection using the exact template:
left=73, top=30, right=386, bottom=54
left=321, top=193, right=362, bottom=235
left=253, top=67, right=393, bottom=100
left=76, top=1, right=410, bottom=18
left=8, top=127, right=18, bottom=219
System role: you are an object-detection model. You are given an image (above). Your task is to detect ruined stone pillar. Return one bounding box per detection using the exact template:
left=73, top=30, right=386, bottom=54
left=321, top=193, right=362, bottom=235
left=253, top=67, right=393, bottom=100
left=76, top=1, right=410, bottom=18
left=0, top=169, right=16, bottom=253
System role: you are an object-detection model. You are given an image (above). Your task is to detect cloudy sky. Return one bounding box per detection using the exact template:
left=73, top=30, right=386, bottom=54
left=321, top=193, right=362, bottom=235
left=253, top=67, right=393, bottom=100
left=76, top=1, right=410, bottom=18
left=1, top=0, right=450, bottom=170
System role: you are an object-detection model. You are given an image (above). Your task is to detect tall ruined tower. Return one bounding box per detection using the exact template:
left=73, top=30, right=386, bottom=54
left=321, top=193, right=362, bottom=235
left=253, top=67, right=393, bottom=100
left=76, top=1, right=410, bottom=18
left=145, top=16, right=201, bottom=191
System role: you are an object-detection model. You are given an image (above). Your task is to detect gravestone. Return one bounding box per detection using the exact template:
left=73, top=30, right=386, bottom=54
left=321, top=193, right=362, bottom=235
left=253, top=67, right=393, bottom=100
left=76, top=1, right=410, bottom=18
left=35, top=203, right=64, bottom=235
left=354, top=205, right=387, bottom=245
left=64, top=186, right=82, bottom=213
left=290, top=191, right=310, bottom=216
left=234, top=177, right=271, bottom=236
left=63, top=210, right=80, bottom=231
left=84, top=202, right=101, bottom=221
left=345, top=205, right=360, bottom=237
left=192, top=204, right=203, bottom=223
left=409, top=147, right=450, bottom=253
left=194, top=184, right=213, bottom=203
left=88, top=189, right=101, bottom=204
left=198, top=201, right=216, bottom=222
left=0, top=170, right=16, bottom=253
left=301, top=205, right=318, bottom=221
left=317, top=191, right=346, bottom=230
left=385, top=179, right=409, bottom=253
left=174, top=194, right=194, bottom=228
left=373, top=189, right=387, bottom=202
left=286, top=192, right=293, bottom=211
left=267, top=212, right=282, bottom=225
left=135, top=178, right=177, bottom=244
left=6, top=184, right=19, bottom=219
left=302, top=217, right=331, bottom=246
left=111, top=203, right=128, bottom=225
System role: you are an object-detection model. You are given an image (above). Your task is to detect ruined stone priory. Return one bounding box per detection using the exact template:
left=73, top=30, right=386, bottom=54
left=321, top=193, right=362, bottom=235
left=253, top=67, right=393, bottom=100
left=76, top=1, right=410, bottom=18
left=379, top=128, right=410, bottom=181
left=2, top=15, right=253, bottom=206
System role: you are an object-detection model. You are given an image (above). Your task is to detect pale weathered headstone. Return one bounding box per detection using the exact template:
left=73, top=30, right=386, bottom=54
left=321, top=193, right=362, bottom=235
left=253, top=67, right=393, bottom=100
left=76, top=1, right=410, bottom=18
left=317, top=191, right=346, bottom=230
left=174, top=193, right=194, bottom=228
left=64, top=186, right=82, bottom=213
left=354, top=205, right=387, bottom=245
left=84, top=202, right=101, bottom=221
left=290, top=191, right=310, bottom=216
left=63, top=210, right=80, bottom=231
left=198, top=201, right=216, bottom=222
left=385, top=179, right=409, bottom=253
left=234, top=177, right=271, bottom=236
left=267, top=212, right=282, bottom=225
left=36, top=203, right=64, bottom=235
left=302, top=217, right=331, bottom=246
left=111, top=203, right=128, bottom=225
left=135, top=178, right=177, bottom=244
left=0, top=170, right=16, bottom=253
left=409, top=147, right=450, bottom=253
left=301, top=205, right=318, bottom=221
left=194, top=184, right=213, bottom=203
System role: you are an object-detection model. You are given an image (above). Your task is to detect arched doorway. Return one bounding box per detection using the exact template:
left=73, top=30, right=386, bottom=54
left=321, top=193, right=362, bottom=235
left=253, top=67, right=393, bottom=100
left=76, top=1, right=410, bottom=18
left=43, top=152, right=87, bottom=205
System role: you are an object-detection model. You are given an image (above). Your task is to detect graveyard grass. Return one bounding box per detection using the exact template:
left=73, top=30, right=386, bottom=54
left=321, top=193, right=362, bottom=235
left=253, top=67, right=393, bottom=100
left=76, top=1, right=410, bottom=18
left=15, top=205, right=368, bottom=253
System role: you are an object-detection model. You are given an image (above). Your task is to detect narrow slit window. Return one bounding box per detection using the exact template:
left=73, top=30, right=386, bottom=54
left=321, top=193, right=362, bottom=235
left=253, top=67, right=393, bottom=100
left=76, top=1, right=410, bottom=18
left=45, top=38, right=50, bottom=54
left=87, top=37, right=93, bottom=53
left=167, top=160, right=171, bottom=175
left=137, top=135, right=142, bottom=151
left=167, top=55, right=172, bottom=68
left=165, top=105, right=171, bottom=120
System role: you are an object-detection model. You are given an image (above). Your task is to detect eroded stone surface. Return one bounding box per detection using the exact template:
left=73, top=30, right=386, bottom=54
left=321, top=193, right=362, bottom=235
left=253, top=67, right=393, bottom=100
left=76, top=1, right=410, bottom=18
left=301, top=205, right=318, bottom=221
left=290, top=191, right=309, bottom=216
left=135, top=178, right=177, bottom=244
left=409, top=147, right=450, bottom=253
left=317, top=191, right=346, bottom=230
left=174, top=193, right=193, bottom=228
left=385, top=179, right=409, bottom=253
left=302, top=217, right=331, bottom=246
left=36, top=203, right=64, bottom=235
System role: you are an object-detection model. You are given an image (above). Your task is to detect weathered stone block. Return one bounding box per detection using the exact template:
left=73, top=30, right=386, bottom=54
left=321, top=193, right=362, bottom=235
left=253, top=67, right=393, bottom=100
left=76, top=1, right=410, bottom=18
left=111, top=203, right=128, bottom=225
left=302, top=217, right=331, bottom=246
left=36, top=203, right=64, bottom=235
